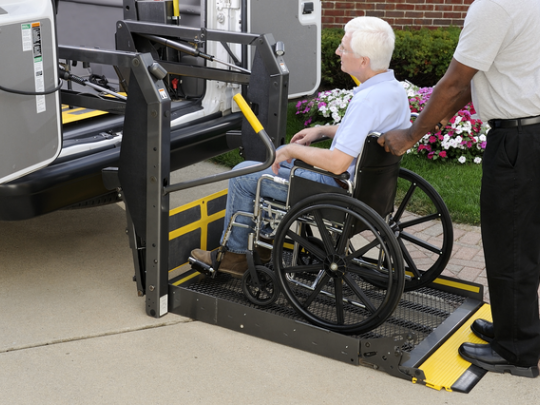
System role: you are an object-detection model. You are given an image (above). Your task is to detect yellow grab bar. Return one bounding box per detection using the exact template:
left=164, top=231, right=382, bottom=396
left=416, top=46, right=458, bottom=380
left=233, top=93, right=264, bottom=133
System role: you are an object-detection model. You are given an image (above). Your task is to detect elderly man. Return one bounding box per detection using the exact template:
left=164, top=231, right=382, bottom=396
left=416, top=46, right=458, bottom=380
left=379, top=0, right=540, bottom=378
left=191, top=16, right=410, bottom=276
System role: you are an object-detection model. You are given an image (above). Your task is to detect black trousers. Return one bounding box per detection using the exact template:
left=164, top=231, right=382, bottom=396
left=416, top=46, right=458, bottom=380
left=481, top=122, right=540, bottom=366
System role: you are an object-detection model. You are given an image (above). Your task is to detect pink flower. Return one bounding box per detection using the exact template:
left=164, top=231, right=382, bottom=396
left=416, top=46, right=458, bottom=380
left=439, top=151, right=447, bottom=158
left=429, top=136, right=437, bottom=143
left=428, top=152, right=435, bottom=159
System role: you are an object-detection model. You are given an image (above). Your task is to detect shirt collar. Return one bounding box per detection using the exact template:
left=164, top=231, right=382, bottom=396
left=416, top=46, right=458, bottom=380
left=354, top=69, right=396, bottom=93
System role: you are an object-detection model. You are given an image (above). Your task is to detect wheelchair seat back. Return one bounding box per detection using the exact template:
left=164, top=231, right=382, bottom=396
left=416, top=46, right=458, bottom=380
left=353, top=134, right=402, bottom=219
left=286, top=133, right=402, bottom=230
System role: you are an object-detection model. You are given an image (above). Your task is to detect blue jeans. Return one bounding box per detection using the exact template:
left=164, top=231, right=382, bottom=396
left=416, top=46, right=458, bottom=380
left=222, top=159, right=340, bottom=253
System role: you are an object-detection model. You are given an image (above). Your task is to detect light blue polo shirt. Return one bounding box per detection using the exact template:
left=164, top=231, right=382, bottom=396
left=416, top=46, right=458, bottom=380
left=330, top=69, right=411, bottom=179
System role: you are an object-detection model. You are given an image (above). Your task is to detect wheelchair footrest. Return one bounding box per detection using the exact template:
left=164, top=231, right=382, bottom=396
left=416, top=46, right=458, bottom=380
left=188, top=257, right=217, bottom=278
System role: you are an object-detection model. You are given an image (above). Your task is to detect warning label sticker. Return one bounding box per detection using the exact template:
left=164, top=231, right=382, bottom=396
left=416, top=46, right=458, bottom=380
left=22, top=22, right=46, bottom=113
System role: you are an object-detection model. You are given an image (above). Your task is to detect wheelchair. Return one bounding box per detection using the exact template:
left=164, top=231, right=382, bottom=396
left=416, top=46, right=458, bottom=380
left=189, top=132, right=453, bottom=335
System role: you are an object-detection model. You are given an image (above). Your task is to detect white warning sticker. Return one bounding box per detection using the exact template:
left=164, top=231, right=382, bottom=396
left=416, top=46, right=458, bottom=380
left=21, top=23, right=32, bottom=51
left=160, top=294, right=168, bottom=316
left=159, top=88, right=169, bottom=100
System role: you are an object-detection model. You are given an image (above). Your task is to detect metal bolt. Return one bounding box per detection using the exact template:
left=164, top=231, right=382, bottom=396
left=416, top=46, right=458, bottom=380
left=149, top=285, right=155, bottom=292
left=150, top=176, right=157, bottom=183
left=117, top=23, right=122, bottom=29
left=151, top=110, right=158, bottom=118
left=132, top=58, right=140, bottom=67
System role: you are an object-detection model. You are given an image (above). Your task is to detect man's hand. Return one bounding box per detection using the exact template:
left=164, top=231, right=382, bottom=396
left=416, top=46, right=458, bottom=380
left=377, top=128, right=417, bottom=156
left=272, top=145, right=294, bottom=174
left=290, top=127, right=319, bottom=146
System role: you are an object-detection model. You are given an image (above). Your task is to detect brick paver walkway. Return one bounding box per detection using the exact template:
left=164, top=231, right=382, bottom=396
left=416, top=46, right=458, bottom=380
left=406, top=215, right=540, bottom=307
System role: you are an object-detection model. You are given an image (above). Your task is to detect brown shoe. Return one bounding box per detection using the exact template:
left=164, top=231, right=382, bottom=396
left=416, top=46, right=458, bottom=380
left=191, top=249, right=248, bottom=277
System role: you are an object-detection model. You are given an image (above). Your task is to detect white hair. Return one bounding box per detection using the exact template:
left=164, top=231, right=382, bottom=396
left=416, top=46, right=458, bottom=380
left=344, top=16, right=395, bottom=71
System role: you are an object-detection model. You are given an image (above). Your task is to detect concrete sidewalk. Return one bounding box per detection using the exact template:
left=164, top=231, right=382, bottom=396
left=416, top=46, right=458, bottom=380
left=1, top=161, right=539, bottom=405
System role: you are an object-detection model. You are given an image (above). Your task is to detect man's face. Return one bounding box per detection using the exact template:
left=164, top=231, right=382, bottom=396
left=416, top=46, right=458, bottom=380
left=335, top=33, right=359, bottom=75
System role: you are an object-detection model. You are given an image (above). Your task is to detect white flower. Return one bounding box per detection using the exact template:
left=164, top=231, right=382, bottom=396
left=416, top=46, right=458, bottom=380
left=458, top=156, right=466, bottom=164
left=474, top=157, right=482, bottom=164
left=455, top=136, right=463, bottom=144
left=462, top=121, right=472, bottom=133
left=479, top=134, right=486, bottom=142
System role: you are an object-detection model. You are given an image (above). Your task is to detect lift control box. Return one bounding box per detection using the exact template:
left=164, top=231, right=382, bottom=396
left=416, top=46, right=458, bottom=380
left=0, top=0, right=61, bottom=184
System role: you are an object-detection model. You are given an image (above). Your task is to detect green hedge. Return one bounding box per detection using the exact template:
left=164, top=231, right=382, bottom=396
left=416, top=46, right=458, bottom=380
left=320, top=27, right=462, bottom=90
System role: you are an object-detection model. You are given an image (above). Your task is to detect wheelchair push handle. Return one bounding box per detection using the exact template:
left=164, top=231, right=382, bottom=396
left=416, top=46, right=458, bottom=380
left=163, top=94, right=276, bottom=195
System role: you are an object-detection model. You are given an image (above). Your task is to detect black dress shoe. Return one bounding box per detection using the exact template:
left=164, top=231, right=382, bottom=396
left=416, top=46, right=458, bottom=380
left=471, top=319, right=494, bottom=343
left=459, top=342, right=539, bottom=378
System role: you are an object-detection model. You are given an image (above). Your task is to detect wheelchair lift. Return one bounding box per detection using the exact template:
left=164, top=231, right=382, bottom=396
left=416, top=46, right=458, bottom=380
left=114, top=18, right=489, bottom=394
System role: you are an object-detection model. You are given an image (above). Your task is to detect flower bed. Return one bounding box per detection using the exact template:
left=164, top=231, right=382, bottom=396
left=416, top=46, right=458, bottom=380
left=296, top=82, right=490, bottom=164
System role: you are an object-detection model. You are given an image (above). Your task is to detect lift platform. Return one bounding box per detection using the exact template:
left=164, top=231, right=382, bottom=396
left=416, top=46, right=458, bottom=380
left=164, top=190, right=491, bottom=393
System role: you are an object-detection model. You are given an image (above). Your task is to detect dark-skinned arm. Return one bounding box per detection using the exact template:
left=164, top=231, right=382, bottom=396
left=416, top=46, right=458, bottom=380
left=378, top=58, right=479, bottom=155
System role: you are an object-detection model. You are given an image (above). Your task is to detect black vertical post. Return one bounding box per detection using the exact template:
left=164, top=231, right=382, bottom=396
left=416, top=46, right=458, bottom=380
left=119, top=53, right=171, bottom=317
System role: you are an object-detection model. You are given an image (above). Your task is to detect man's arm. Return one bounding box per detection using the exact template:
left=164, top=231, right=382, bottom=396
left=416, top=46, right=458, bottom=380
left=378, top=58, right=478, bottom=155
left=290, top=125, right=339, bottom=146
left=272, top=143, right=353, bottom=175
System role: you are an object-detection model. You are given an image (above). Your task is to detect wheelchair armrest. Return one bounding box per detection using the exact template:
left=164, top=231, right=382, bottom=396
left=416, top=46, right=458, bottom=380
left=293, top=159, right=350, bottom=181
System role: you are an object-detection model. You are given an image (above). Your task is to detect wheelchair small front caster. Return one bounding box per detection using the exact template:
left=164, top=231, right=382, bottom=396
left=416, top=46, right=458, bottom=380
left=242, top=265, right=280, bottom=306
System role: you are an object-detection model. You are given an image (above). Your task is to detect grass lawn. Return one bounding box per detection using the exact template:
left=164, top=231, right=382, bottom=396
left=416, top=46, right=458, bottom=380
left=212, top=102, right=482, bottom=226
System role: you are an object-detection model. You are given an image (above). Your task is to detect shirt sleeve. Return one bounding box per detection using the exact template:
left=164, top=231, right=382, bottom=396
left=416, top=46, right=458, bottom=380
left=331, top=96, right=377, bottom=158
left=454, top=0, right=512, bottom=72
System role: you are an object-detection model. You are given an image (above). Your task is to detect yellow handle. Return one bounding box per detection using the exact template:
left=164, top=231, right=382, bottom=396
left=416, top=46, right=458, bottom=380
left=233, top=93, right=264, bottom=133
left=173, top=0, right=180, bottom=17
left=350, top=75, right=360, bottom=86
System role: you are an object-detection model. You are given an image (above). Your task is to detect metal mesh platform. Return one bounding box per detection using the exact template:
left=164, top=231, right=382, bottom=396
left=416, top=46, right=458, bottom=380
left=175, top=272, right=467, bottom=353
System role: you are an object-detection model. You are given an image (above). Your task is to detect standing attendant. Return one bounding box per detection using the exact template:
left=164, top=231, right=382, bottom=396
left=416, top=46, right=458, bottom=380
left=379, top=0, right=540, bottom=378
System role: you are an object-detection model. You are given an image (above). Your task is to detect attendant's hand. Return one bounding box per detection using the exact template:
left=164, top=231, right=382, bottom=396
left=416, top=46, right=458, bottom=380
left=378, top=128, right=418, bottom=156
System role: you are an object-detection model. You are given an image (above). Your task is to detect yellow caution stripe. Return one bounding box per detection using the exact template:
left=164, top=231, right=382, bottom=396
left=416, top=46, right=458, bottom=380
left=172, top=270, right=201, bottom=286
left=416, top=303, right=492, bottom=392
left=62, top=105, right=108, bottom=124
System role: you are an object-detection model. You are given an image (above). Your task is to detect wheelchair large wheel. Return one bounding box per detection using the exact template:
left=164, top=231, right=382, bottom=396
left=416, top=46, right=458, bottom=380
left=390, top=168, right=453, bottom=291
left=273, top=194, right=405, bottom=335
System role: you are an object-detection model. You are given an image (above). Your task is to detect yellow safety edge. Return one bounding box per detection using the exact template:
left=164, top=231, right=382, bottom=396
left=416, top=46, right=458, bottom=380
left=416, top=303, right=492, bottom=391
left=233, top=93, right=264, bottom=134
left=168, top=189, right=227, bottom=274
